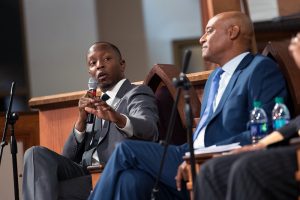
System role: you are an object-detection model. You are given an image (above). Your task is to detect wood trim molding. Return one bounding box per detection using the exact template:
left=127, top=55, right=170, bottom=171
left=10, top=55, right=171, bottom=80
left=28, top=74, right=209, bottom=111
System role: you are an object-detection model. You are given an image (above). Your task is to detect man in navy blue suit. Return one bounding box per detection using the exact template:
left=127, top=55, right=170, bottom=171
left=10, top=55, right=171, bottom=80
left=87, top=11, right=289, bottom=200
left=194, top=33, right=300, bottom=200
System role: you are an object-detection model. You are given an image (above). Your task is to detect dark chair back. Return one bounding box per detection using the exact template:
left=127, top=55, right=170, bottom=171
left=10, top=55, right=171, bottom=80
left=262, top=40, right=300, bottom=117
left=144, top=64, right=201, bottom=145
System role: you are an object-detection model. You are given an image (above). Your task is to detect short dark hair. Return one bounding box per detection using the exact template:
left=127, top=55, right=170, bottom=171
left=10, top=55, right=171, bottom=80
left=90, top=41, right=122, bottom=59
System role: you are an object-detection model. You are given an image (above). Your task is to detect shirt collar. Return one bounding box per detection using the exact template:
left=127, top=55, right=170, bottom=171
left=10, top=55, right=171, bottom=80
left=104, top=78, right=126, bottom=100
left=222, top=52, right=250, bottom=75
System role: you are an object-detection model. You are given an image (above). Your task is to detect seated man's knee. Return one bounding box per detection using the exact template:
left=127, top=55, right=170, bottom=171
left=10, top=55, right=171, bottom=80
left=200, top=157, right=221, bottom=178
left=24, top=146, right=51, bottom=163
left=24, top=146, right=42, bottom=159
left=117, top=170, right=154, bottom=196
left=230, top=154, right=255, bottom=179
left=114, top=170, right=154, bottom=200
left=115, top=140, right=138, bottom=155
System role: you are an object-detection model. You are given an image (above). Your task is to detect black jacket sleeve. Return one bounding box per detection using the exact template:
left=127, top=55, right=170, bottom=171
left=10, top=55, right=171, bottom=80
left=278, top=115, right=300, bottom=139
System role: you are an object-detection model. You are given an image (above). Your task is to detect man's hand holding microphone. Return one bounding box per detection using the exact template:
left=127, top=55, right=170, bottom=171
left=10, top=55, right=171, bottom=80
left=75, top=77, right=127, bottom=133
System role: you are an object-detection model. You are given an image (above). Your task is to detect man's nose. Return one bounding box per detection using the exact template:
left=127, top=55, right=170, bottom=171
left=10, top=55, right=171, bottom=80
left=199, top=33, right=207, bottom=45
left=96, top=60, right=105, bottom=69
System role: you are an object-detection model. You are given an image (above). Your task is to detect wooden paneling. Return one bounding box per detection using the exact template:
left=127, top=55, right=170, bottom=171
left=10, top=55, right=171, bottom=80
left=39, top=107, right=77, bottom=154
left=277, top=0, right=300, bottom=16
left=0, top=112, right=39, bottom=152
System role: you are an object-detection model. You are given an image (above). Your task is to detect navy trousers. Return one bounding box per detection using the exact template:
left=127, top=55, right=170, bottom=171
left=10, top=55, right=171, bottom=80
left=88, top=140, right=190, bottom=200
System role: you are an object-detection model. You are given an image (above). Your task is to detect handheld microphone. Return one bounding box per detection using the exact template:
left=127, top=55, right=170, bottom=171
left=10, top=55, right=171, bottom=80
left=86, top=77, right=98, bottom=124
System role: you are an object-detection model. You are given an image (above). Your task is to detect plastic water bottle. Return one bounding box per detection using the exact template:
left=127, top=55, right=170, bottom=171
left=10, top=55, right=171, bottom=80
left=249, top=101, right=268, bottom=144
left=272, top=97, right=290, bottom=130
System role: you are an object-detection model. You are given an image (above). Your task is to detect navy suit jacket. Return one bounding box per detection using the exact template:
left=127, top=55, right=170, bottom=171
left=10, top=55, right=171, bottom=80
left=202, top=53, right=289, bottom=146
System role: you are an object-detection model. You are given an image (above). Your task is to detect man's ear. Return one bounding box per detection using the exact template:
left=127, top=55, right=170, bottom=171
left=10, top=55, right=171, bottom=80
left=229, top=25, right=240, bottom=40
left=120, top=59, right=126, bottom=72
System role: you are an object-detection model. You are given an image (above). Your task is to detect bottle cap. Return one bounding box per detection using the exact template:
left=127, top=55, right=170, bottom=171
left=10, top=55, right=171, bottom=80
left=253, top=101, right=261, bottom=108
left=275, top=97, right=284, bottom=104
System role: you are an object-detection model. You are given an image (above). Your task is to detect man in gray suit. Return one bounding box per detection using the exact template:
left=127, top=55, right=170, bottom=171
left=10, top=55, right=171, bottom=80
left=22, top=42, right=159, bottom=200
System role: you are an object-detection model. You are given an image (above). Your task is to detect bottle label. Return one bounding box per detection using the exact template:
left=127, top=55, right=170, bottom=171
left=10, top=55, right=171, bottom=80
left=250, top=123, right=268, bottom=144
left=273, top=119, right=289, bottom=130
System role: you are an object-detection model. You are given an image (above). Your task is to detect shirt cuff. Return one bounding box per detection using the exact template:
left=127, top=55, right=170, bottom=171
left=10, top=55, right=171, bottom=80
left=74, top=127, right=85, bottom=143
left=116, top=114, right=133, bottom=137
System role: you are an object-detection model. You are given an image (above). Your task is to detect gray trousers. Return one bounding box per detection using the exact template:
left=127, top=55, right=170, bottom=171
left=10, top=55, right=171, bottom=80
left=23, top=146, right=92, bottom=200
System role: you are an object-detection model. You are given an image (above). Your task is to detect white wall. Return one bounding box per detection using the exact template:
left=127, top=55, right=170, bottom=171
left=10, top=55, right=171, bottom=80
left=248, top=0, right=279, bottom=22
left=95, top=1, right=149, bottom=83
left=23, top=0, right=99, bottom=97
left=142, top=0, right=201, bottom=69
left=23, top=0, right=202, bottom=98
left=23, top=0, right=281, bottom=98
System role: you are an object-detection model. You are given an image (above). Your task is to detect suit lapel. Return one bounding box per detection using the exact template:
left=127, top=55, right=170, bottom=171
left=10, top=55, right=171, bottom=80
left=97, top=120, right=111, bottom=145
left=209, top=54, right=255, bottom=121
left=111, top=79, right=132, bottom=109
left=96, top=79, right=132, bottom=145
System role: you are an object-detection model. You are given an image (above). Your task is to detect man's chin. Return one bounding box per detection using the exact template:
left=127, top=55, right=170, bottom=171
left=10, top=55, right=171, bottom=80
left=99, top=83, right=112, bottom=92
left=202, top=55, right=210, bottom=62
left=201, top=52, right=208, bottom=58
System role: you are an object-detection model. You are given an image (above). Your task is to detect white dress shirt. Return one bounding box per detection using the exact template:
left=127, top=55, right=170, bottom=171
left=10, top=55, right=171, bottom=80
left=193, top=52, right=250, bottom=149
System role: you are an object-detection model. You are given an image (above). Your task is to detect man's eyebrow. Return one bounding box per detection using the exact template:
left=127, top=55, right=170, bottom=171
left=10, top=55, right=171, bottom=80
left=206, top=26, right=213, bottom=30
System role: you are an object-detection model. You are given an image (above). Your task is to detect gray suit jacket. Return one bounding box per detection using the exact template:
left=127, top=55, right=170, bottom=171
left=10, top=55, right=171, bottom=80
left=62, top=79, right=159, bottom=165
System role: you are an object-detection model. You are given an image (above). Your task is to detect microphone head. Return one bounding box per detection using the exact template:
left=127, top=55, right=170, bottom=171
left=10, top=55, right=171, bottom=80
left=88, top=77, right=98, bottom=90
left=181, top=49, right=192, bottom=74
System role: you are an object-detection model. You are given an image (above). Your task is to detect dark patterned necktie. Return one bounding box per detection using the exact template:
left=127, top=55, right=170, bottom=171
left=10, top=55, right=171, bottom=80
left=83, top=93, right=111, bottom=166
left=101, top=93, right=110, bottom=102
left=90, top=93, right=110, bottom=146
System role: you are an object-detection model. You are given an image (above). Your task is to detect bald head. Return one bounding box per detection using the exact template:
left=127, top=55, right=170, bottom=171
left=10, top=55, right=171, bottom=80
left=199, top=11, right=254, bottom=65
left=214, top=11, right=254, bottom=48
